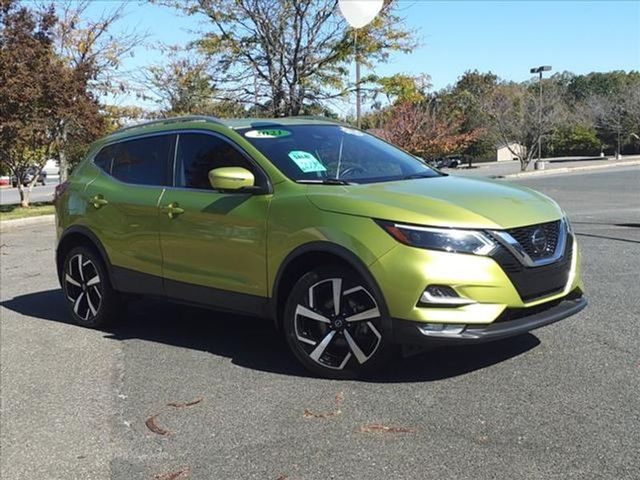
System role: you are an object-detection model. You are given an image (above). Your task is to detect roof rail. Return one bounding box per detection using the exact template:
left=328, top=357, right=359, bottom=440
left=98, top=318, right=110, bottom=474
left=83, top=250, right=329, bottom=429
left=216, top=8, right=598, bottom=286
left=285, top=115, right=344, bottom=124
left=113, top=115, right=224, bottom=135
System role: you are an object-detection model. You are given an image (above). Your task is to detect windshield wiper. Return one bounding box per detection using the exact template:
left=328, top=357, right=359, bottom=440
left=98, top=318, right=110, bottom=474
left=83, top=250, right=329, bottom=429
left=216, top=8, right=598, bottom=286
left=296, top=178, right=355, bottom=185
left=402, top=172, right=444, bottom=180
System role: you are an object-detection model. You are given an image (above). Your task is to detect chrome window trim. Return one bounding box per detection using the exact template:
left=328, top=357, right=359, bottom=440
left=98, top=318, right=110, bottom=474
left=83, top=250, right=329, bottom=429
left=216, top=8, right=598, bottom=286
left=489, top=219, right=568, bottom=268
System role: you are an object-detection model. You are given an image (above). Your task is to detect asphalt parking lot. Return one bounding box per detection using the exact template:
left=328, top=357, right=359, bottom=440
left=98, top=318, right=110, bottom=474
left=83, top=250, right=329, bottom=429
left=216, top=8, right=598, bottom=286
left=1, top=166, right=639, bottom=480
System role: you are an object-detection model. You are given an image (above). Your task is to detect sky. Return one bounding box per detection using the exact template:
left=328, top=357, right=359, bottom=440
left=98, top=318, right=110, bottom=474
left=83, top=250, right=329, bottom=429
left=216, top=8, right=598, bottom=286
left=83, top=0, right=640, bottom=113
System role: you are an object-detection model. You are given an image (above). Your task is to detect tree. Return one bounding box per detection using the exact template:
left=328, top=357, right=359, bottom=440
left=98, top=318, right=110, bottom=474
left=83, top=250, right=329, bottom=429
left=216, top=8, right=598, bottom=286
left=156, top=0, right=415, bottom=116
left=50, top=0, right=146, bottom=179
left=372, top=101, right=478, bottom=159
left=483, top=81, right=566, bottom=170
left=0, top=0, right=102, bottom=206
left=546, top=124, right=600, bottom=157
left=441, top=70, right=499, bottom=161
left=142, top=46, right=248, bottom=117
left=374, top=73, right=430, bottom=105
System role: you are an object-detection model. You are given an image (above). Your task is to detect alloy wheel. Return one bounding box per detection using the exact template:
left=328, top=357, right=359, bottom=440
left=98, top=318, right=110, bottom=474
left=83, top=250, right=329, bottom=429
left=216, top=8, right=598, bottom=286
left=293, top=278, right=383, bottom=371
left=64, top=253, right=103, bottom=322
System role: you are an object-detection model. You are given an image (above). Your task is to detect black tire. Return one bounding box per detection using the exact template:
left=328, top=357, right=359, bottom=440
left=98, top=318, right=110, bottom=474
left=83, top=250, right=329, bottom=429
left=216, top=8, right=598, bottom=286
left=283, top=265, right=395, bottom=379
left=61, top=245, right=123, bottom=328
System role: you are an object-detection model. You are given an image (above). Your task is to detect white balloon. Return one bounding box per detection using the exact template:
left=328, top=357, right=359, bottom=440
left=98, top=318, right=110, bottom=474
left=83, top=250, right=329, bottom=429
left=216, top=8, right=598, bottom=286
left=338, top=0, right=384, bottom=29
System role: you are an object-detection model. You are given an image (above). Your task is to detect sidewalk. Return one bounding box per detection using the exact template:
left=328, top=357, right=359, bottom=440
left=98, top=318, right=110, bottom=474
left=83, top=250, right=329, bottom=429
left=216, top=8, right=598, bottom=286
left=454, top=155, right=640, bottom=179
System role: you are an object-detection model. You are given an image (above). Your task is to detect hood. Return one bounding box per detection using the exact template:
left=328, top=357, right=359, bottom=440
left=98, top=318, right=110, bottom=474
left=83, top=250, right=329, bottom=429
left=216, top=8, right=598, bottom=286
left=306, top=175, right=562, bottom=230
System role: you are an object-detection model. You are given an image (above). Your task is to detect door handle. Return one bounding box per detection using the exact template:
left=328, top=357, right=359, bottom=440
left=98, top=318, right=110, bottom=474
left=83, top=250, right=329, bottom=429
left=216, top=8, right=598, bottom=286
left=161, top=202, right=185, bottom=219
left=90, top=195, right=108, bottom=209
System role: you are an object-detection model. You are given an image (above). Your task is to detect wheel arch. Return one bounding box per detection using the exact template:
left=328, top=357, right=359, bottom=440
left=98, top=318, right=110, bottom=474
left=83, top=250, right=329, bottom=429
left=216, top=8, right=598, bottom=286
left=271, top=242, right=390, bottom=331
left=56, top=226, right=115, bottom=288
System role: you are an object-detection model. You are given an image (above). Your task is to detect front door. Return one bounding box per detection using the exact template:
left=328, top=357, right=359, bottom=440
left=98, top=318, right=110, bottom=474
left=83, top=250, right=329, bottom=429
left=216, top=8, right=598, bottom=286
left=159, top=132, right=272, bottom=314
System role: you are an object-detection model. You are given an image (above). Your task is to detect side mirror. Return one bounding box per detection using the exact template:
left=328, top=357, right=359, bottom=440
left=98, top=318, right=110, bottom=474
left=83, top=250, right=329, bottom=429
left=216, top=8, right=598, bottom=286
left=208, top=167, right=255, bottom=191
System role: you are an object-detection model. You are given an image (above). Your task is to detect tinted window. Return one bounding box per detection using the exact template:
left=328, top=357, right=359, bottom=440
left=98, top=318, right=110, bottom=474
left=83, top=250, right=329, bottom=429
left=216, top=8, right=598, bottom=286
left=239, top=125, right=439, bottom=184
left=111, top=135, right=172, bottom=186
left=176, top=133, right=255, bottom=189
left=93, top=145, right=116, bottom=174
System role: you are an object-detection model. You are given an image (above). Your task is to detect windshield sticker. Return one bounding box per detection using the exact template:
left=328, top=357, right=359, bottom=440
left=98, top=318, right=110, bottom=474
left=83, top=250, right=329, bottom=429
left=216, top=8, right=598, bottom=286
left=244, top=129, right=292, bottom=139
left=340, top=126, right=365, bottom=136
left=288, top=151, right=327, bottom=173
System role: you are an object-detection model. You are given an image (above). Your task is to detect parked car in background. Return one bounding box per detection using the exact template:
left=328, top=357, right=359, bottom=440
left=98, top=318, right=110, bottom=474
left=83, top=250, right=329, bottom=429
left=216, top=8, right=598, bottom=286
left=11, top=166, right=47, bottom=187
left=43, top=159, right=60, bottom=177
left=429, top=156, right=461, bottom=169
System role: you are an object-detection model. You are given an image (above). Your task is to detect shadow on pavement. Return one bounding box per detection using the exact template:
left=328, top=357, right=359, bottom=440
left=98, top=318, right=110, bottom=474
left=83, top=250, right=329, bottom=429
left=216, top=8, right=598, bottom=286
left=1, top=288, right=540, bottom=382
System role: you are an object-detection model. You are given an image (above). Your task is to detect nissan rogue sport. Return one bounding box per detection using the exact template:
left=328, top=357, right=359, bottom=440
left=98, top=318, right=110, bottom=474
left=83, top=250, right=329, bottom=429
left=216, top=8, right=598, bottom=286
left=54, top=116, right=587, bottom=378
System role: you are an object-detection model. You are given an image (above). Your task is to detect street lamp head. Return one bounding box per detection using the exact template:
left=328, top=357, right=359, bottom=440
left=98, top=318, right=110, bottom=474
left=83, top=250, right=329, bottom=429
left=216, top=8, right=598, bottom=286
left=530, top=65, right=553, bottom=74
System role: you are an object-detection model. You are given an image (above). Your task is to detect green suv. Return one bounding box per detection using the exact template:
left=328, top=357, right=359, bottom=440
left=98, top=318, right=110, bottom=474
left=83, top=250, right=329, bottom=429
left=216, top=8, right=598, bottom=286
left=54, top=116, right=587, bottom=378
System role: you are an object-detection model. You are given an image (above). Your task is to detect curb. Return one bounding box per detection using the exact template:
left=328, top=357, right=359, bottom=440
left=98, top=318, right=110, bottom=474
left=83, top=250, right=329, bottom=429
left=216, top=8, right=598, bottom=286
left=0, top=214, right=55, bottom=232
left=496, top=160, right=640, bottom=179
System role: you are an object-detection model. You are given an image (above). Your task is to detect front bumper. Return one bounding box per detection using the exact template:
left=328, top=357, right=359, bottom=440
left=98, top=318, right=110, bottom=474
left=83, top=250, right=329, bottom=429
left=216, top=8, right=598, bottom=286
left=393, top=292, right=587, bottom=346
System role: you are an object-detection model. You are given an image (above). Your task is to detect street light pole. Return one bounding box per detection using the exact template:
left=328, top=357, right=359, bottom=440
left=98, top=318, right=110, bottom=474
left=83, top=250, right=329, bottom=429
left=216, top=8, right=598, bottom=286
left=530, top=65, right=552, bottom=165
left=355, top=29, right=361, bottom=128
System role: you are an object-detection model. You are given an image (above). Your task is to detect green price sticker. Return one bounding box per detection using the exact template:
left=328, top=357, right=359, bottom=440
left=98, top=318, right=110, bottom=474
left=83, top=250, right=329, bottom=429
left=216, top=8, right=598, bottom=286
left=288, top=151, right=327, bottom=173
left=244, top=129, right=292, bottom=139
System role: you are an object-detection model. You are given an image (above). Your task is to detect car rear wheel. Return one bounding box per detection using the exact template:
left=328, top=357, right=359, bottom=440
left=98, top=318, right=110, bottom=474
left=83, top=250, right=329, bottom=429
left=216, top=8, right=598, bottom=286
left=283, top=266, right=395, bottom=379
left=61, top=246, right=122, bottom=328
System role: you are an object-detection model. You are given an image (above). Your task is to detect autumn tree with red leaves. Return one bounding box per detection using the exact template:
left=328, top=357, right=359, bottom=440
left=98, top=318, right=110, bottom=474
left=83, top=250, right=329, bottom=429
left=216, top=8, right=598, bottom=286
left=372, top=101, right=479, bottom=159
left=0, top=0, right=105, bottom=206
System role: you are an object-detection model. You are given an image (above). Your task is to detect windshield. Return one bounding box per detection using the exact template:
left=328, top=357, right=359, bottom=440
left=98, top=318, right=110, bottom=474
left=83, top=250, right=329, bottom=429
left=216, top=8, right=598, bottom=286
left=238, top=124, right=440, bottom=184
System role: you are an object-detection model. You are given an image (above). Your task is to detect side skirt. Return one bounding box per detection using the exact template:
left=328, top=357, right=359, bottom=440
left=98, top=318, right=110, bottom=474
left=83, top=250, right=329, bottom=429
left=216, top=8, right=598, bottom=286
left=111, top=266, right=271, bottom=319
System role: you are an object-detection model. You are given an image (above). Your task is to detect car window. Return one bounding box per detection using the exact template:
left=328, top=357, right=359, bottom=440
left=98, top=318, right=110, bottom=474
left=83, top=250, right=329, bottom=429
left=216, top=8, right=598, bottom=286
left=93, top=144, right=116, bottom=174
left=175, top=133, right=256, bottom=190
left=111, top=135, right=172, bottom=186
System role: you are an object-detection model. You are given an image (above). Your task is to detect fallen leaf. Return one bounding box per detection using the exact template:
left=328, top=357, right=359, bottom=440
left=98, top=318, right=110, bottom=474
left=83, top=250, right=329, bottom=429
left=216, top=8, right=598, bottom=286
left=275, top=476, right=288, bottom=480
left=358, top=423, right=417, bottom=434
left=153, top=467, right=190, bottom=480
left=145, top=414, right=170, bottom=436
left=303, top=392, right=344, bottom=419
left=167, top=397, right=203, bottom=408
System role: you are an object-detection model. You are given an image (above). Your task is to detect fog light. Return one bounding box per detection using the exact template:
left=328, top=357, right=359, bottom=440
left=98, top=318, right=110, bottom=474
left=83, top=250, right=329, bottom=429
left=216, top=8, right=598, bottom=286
left=419, top=285, right=476, bottom=306
left=418, top=324, right=466, bottom=336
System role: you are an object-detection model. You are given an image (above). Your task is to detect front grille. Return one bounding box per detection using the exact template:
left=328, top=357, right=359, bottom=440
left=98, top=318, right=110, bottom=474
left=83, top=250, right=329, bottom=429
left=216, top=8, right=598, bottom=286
left=507, top=220, right=560, bottom=260
left=492, top=234, right=573, bottom=302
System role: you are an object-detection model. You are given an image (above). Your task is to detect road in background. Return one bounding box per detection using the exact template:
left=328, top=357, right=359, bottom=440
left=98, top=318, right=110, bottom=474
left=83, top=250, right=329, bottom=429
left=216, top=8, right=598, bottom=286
left=452, top=155, right=640, bottom=179
left=0, top=177, right=59, bottom=205
left=1, top=166, right=639, bottom=479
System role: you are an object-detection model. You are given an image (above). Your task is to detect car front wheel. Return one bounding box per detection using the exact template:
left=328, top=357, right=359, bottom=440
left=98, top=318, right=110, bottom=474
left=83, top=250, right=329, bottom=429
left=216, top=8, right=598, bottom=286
left=283, top=266, right=394, bottom=379
left=61, top=246, right=122, bottom=328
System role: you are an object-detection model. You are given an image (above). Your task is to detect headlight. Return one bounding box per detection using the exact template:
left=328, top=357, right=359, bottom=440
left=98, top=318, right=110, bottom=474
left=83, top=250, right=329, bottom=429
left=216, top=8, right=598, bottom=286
left=377, top=221, right=496, bottom=255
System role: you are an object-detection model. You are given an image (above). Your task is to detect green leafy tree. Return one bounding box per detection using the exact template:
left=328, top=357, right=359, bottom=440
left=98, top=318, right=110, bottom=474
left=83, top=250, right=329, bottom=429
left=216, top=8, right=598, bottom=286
left=155, top=0, right=415, bottom=116
left=546, top=124, right=600, bottom=157
left=442, top=70, right=499, bottom=161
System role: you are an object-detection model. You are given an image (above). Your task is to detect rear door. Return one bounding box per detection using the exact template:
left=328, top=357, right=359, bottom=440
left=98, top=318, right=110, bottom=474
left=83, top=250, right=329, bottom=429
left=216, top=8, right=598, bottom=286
left=158, top=131, right=271, bottom=312
left=84, top=134, right=174, bottom=295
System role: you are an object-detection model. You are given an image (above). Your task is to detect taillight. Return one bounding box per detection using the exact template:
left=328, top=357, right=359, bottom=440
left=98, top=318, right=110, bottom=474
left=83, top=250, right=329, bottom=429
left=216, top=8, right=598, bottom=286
left=53, top=181, right=69, bottom=203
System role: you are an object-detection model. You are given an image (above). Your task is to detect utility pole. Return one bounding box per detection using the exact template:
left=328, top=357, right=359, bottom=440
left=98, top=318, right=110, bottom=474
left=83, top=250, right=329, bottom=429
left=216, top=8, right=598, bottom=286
left=355, top=29, right=361, bottom=128
left=530, top=65, right=552, bottom=166
left=338, top=0, right=383, bottom=128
